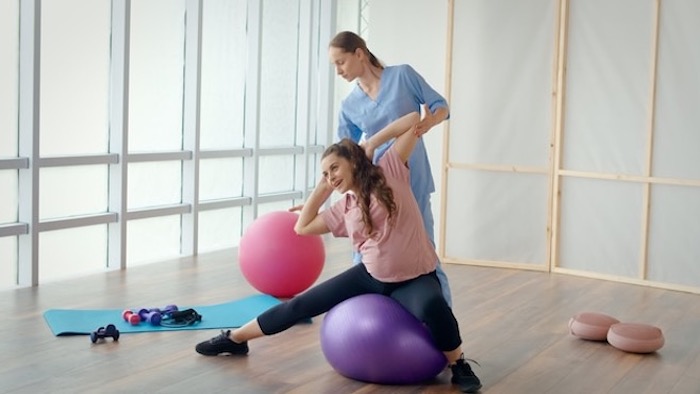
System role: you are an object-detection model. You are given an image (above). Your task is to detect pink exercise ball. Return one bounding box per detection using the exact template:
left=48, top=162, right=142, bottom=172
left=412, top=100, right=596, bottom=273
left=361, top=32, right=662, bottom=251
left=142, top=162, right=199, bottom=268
left=238, top=211, right=325, bottom=298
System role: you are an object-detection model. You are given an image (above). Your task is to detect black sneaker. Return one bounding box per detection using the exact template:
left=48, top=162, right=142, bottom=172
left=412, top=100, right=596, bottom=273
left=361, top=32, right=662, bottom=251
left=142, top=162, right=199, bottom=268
left=450, top=356, right=482, bottom=393
left=195, top=330, right=249, bottom=356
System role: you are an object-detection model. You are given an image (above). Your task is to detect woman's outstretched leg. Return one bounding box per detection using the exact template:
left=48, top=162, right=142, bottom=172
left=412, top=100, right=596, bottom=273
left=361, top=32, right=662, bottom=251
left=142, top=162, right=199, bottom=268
left=195, top=264, right=377, bottom=356
left=195, top=319, right=260, bottom=356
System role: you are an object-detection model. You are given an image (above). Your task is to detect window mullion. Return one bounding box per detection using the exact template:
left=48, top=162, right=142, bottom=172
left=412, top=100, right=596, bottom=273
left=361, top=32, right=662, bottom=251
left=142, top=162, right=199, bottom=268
left=17, top=0, right=41, bottom=287
left=107, top=0, right=130, bottom=270
left=181, top=0, right=203, bottom=256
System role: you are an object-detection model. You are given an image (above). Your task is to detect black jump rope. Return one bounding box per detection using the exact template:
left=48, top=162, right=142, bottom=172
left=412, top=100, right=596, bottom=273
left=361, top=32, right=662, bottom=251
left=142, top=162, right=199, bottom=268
left=160, top=308, right=203, bottom=328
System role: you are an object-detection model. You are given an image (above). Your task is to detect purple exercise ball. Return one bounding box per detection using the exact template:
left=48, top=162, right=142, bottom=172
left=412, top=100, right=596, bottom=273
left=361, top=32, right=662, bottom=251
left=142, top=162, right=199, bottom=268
left=320, top=294, right=447, bottom=385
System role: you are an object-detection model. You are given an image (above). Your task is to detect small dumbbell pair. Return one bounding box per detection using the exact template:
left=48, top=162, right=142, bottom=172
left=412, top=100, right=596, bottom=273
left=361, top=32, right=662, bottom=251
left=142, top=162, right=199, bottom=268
left=122, top=309, right=148, bottom=325
left=122, top=308, right=161, bottom=326
left=91, top=324, right=120, bottom=343
left=122, top=304, right=178, bottom=326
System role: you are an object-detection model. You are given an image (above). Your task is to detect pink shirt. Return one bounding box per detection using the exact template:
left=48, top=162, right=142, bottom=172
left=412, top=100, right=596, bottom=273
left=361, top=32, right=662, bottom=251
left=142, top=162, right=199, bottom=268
left=321, top=147, right=438, bottom=282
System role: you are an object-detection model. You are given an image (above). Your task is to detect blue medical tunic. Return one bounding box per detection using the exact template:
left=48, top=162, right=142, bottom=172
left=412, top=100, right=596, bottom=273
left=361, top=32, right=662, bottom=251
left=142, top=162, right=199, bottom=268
left=336, top=64, right=449, bottom=198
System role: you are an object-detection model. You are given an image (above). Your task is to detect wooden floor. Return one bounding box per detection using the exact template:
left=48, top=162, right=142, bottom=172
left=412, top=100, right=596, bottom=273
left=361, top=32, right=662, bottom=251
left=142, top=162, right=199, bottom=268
left=2, top=236, right=699, bottom=394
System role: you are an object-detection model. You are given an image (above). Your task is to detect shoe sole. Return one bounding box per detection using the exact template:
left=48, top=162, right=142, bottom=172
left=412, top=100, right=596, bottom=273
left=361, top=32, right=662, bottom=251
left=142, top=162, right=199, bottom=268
left=196, top=347, right=248, bottom=356
left=454, top=383, right=482, bottom=393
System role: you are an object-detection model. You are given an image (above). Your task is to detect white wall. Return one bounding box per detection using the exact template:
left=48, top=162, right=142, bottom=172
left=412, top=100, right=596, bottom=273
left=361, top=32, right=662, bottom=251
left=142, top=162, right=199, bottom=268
left=365, top=0, right=700, bottom=293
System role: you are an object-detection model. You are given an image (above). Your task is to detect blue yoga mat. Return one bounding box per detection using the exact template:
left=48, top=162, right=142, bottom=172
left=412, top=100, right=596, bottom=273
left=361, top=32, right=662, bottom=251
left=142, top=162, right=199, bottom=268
left=43, top=294, right=283, bottom=336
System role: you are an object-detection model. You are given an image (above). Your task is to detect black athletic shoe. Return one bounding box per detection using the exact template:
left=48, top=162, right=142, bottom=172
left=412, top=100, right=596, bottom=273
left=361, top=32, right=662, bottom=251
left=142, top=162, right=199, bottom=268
left=450, top=356, right=482, bottom=393
left=195, top=330, right=249, bottom=356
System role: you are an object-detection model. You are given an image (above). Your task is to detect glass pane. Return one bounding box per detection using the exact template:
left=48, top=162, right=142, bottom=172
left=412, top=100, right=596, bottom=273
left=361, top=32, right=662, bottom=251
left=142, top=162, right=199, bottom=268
left=200, top=0, right=247, bottom=150
left=128, top=162, right=182, bottom=209
left=647, top=184, right=700, bottom=288
left=129, top=0, right=186, bottom=151
left=39, top=225, right=107, bottom=283
left=562, top=0, right=653, bottom=174
left=258, top=0, right=299, bottom=147
left=0, top=0, right=18, bottom=157
left=308, top=153, right=321, bottom=189
left=0, top=236, right=17, bottom=289
left=332, top=1, right=363, bottom=137
left=653, top=0, right=700, bottom=180
left=258, top=155, right=295, bottom=194
left=336, top=0, right=363, bottom=33
left=444, top=170, right=548, bottom=265
left=558, top=177, right=642, bottom=277
left=40, top=165, right=108, bottom=220
left=258, top=201, right=295, bottom=217
left=199, top=207, right=242, bottom=252
left=200, top=158, right=243, bottom=201
left=449, top=0, right=554, bottom=167
left=0, top=170, right=18, bottom=223
left=127, top=216, right=181, bottom=266
left=40, top=0, right=111, bottom=156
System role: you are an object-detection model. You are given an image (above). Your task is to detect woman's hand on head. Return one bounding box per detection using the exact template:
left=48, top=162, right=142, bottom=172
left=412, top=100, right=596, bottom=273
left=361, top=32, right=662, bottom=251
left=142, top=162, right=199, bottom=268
left=290, top=178, right=333, bottom=211
left=359, top=139, right=376, bottom=161
left=316, top=177, right=335, bottom=194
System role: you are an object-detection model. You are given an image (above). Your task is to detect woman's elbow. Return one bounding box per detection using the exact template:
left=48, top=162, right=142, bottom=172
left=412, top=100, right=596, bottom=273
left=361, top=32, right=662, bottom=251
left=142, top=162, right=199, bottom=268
left=294, top=223, right=313, bottom=236
left=295, top=222, right=328, bottom=236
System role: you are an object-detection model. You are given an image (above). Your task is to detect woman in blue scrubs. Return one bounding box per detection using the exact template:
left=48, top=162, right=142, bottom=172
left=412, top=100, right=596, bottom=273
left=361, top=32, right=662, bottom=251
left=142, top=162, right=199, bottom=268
left=329, top=31, right=453, bottom=306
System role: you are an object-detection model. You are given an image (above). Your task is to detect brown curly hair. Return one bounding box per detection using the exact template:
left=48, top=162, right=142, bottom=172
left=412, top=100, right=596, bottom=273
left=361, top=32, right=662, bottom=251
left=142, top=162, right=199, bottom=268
left=322, top=139, right=396, bottom=236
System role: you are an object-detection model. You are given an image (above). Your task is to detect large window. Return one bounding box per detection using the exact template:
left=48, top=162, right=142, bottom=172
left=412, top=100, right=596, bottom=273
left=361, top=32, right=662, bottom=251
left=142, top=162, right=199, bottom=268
left=0, top=0, right=20, bottom=288
left=0, top=0, right=336, bottom=289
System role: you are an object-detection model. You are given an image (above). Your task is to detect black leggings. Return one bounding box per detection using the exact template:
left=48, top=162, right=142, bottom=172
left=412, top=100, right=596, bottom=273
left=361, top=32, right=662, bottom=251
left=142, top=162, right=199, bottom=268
left=257, top=263, right=462, bottom=352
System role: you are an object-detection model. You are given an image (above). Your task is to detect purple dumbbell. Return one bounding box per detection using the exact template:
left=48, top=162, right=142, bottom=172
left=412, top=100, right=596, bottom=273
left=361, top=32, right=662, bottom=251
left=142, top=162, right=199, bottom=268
left=137, top=308, right=162, bottom=325
left=160, top=304, right=178, bottom=318
left=162, top=304, right=178, bottom=313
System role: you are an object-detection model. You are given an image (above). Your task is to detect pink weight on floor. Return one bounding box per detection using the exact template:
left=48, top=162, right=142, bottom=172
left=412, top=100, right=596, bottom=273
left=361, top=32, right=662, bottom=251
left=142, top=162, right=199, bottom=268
left=568, top=312, right=620, bottom=341
left=607, top=323, right=664, bottom=353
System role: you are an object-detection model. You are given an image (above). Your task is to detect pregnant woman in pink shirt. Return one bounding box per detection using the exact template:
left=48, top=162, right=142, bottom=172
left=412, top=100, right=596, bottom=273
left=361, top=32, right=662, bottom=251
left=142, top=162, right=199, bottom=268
left=195, top=112, right=482, bottom=393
